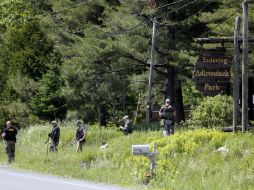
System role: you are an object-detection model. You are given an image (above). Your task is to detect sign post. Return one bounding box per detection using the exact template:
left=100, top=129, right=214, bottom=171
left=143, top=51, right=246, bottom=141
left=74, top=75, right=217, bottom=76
left=233, top=16, right=241, bottom=132
left=242, top=0, right=249, bottom=132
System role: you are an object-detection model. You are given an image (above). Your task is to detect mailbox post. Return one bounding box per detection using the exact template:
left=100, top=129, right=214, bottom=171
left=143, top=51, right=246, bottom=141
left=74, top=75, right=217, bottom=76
left=132, top=144, right=157, bottom=176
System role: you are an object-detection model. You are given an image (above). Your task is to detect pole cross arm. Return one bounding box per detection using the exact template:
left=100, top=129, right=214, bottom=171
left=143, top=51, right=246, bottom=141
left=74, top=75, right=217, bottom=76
left=195, top=37, right=254, bottom=44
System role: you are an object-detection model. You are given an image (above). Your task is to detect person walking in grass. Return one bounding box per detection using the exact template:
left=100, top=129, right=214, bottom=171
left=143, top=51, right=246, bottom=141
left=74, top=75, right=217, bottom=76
left=47, top=121, right=60, bottom=152
left=73, top=120, right=87, bottom=153
left=159, top=98, right=175, bottom=137
left=1, top=121, right=18, bottom=164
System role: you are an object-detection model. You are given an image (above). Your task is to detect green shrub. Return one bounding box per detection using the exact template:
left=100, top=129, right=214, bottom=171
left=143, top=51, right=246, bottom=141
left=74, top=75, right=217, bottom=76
left=124, top=129, right=226, bottom=183
left=135, top=122, right=161, bottom=131
left=0, top=100, right=46, bottom=131
left=0, top=100, right=30, bottom=130
left=187, top=95, right=233, bottom=128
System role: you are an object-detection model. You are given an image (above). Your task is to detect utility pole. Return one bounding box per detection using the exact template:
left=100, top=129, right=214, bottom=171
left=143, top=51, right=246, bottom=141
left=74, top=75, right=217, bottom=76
left=233, top=16, right=241, bottom=132
left=146, top=18, right=157, bottom=125
left=242, top=0, right=249, bottom=132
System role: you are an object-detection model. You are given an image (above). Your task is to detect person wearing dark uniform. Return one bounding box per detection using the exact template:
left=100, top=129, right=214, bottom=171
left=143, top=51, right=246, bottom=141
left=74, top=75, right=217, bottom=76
left=1, top=121, right=18, bottom=164
left=120, top=115, right=133, bottom=136
left=159, top=99, right=175, bottom=137
left=48, top=121, right=60, bottom=152
left=74, top=120, right=87, bottom=153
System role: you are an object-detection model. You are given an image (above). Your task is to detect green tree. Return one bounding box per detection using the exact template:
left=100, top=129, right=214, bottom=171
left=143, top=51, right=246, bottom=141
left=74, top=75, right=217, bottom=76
left=2, top=0, right=251, bottom=126
left=30, top=58, right=67, bottom=120
left=5, top=20, right=54, bottom=80
left=42, top=0, right=222, bottom=124
left=0, top=11, right=66, bottom=123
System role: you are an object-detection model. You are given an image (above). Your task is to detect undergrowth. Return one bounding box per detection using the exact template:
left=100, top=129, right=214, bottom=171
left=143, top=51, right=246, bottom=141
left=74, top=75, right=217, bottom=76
left=1, top=122, right=254, bottom=190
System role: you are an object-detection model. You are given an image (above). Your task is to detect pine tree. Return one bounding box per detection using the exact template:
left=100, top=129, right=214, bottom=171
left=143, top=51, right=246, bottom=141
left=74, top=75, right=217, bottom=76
left=30, top=57, right=67, bottom=120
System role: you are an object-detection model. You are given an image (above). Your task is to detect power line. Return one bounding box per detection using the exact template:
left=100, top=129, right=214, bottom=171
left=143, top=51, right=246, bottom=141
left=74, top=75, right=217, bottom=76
left=200, top=10, right=238, bottom=37
left=29, top=0, right=90, bottom=19
left=102, top=0, right=204, bottom=38
left=68, top=0, right=205, bottom=40
left=28, top=0, right=185, bottom=28
left=104, top=2, right=208, bottom=39
left=55, top=0, right=209, bottom=43
left=158, top=1, right=238, bottom=40
left=157, top=0, right=201, bottom=20
left=103, top=21, right=147, bottom=38
left=158, top=2, right=211, bottom=27
left=68, top=0, right=186, bottom=34
left=34, top=0, right=185, bottom=19
left=150, top=0, right=185, bottom=11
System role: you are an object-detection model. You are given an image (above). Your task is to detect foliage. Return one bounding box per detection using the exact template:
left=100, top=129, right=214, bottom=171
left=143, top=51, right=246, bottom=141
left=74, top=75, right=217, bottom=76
left=30, top=57, right=67, bottom=120
left=187, top=95, right=233, bottom=128
left=0, top=0, right=51, bottom=27
left=0, top=0, right=30, bottom=26
left=4, top=20, right=55, bottom=80
left=182, top=79, right=203, bottom=108
left=0, top=0, right=253, bottom=126
left=0, top=19, right=66, bottom=122
left=123, top=129, right=227, bottom=185
left=0, top=100, right=30, bottom=130
left=0, top=1, right=253, bottom=189
left=47, top=0, right=222, bottom=124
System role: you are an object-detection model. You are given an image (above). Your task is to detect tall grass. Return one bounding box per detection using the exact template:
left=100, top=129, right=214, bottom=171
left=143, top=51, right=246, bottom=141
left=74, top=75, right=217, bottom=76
left=0, top=122, right=158, bottom=188
left=1, top=123, right=254, bottom=190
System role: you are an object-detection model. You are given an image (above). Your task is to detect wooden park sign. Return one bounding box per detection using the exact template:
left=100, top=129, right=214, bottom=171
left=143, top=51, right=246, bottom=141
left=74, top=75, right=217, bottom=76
left=193, top=48, right=232, bottom=96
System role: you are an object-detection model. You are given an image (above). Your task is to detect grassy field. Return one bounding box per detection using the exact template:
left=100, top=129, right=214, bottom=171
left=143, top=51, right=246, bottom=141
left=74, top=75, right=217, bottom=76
left=1, top=122, right=254, bottom=190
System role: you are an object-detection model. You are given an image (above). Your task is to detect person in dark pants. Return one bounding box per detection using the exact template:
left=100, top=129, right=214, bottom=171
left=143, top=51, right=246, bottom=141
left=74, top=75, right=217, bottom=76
left=48, top=121, right=60, bottom=152
left=1, top=121, right=18, bottom=164
left=120, top=115, right=133, bottom=136
left=159, top=99, right=175, bottom=137
left=73, top=120, right=87, bottom=153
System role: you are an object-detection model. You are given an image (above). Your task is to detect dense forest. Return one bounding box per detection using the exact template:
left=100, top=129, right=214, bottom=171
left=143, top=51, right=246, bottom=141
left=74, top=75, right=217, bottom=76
left=0, top=0, right=253, bottom=128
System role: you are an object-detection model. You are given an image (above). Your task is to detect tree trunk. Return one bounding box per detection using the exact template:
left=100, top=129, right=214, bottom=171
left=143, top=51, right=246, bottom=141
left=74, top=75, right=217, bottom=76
left=164, top=10, right=176, bottom=106
left=121, top=91, right=126, bottom=111
left=164, top=65, right=175, bottom=106
left=163, top=7, right=186, bottom=123
left=98, top=104, right=107, bottom=127
left=174, top=80, right=185, bottom=123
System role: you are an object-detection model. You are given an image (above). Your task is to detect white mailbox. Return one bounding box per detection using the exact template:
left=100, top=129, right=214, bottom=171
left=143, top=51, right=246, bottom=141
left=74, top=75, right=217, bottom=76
left=132, top=145, right=150, bottom=155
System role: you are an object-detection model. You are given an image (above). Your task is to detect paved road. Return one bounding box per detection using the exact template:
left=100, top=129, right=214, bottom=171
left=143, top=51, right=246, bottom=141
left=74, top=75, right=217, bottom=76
left=0, top=166, right=135, bottom=190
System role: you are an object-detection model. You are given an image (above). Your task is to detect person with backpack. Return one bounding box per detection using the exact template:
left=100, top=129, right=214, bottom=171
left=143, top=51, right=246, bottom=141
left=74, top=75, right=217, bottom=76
left=73, top=120, right=87, bottom=153
left=120, top=115, right=133, bottom=136
left=1, top=121, right=18, bottom=164
left=47, top=121, right=60, bottom=152
left=159, top=98, right=175, bottom=137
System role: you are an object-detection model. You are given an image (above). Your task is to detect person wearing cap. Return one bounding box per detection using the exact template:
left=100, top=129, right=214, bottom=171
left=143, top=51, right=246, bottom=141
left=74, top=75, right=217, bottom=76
left=48, top=121, right=60, bottom=151
left=73, top=120, right=87, bottom=153
left=1, top=121, right=18, bottom=164
left=159, top=98, right=175, bottom=137
left=120, top=115, right=133, bottom=135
